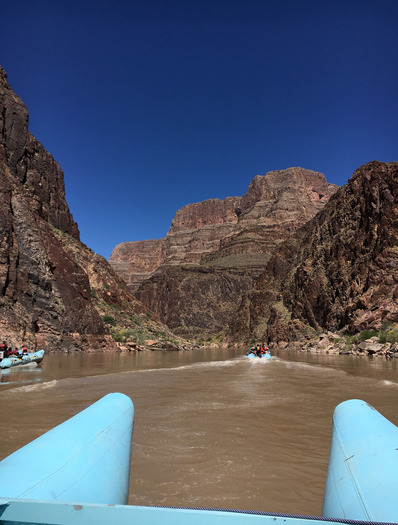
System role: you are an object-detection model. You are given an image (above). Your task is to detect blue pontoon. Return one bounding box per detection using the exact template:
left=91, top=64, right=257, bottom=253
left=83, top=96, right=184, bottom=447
left=0, top=349, right=44, bottom=369
left=0, top=395, right=396, bottom=525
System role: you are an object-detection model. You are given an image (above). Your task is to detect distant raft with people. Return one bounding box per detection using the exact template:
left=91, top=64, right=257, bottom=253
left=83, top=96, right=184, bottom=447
left=246, top=344, right=272, bottom=359
left=0, top=349, right=44, bottom=369
left=247, top=350, right=272, bottom=359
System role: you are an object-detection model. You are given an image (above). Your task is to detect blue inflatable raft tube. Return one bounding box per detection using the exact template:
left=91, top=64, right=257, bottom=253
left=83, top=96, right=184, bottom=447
left=247, top=353, right=272, bottom=359
left=3, top=499, right=397, bottom=525
left=322, top=399, right=398, bottom=523
left=0, top=349, right=44, bottom=369
left=0, top=396, right=397, bottom=525
left=0, top=392, right=134, bottom=505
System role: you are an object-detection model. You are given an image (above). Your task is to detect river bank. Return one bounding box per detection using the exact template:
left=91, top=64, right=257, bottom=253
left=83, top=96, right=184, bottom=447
left=274, top=331, right=398, bottom=359
left=116, top=333, right=398, bottom=359
left=107, top=322, right=398, bottom=360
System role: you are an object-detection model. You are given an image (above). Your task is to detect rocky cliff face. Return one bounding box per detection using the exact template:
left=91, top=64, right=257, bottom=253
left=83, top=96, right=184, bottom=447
left=135, top=265, right=257, bottom=339
left=109, top=239, right=165, bottom=290
left=113, top=167, right=337, bottom=337
left=0, top=68, right=79, bottom=239
left=230, top=161, right=398, bottom=343
left=109, top=197, right=242, bottom=289
left=204, top=167, right=337, bottom=265
left=0, top=66, right=105, bottom=351
left=110, top=168, right=338, bottom=289
left=0, top=66, right=180, bottom=352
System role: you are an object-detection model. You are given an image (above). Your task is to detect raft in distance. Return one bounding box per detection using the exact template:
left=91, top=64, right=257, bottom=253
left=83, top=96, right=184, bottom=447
left=0, top=349, right=44, bottom=369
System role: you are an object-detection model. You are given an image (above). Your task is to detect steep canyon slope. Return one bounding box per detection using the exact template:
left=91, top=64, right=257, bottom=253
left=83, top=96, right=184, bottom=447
left=0, top=66, right=178, bottom=352
left=230, top=161, right=398, bottom=344
left=110, top=168, right=338, bottom=337
left=3, top=65, right=392, bottom=350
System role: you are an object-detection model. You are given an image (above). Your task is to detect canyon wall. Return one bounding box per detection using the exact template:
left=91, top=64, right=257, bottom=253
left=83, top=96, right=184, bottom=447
left=109, top=167, right=338, bottom=290
left=0, top=66, right=174, bottom=352
left=110, top=167, right=338, bottom=337
left=229, top=161, right=398, bottom=343
left=4, top=66, right=392, bottom=349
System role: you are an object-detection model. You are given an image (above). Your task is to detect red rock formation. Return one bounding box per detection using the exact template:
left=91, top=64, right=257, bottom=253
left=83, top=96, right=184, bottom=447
left=207, top=167, right=338, bottom=263
left=109, top=169, right=338, bottom=292
left=168, top=197, right=241, bottom=233
left=109, top=197, right=242, bottom=289
left=0, top=65, right=113, bottom=350
left=230, top=161, right=398, bottom=343
left=164, top=197, right=242, bottom=265
left=112, top=168, right=338, bottom=338
left=0, top=65, right=176, bottom=352
left=109, top=239, right=164, bottom=289
left=0, top=67, right=79, bottom=239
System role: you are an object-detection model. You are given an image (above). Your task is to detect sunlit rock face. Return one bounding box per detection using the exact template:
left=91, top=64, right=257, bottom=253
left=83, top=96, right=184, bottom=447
left=110, top=166, right=338, bottom=337
left=204, top=167, right=338, bottom=265
left=109, top=196, right=243, bottom=290
left=109, top=167, right=338, bottom=288
left=230, top=161, right=398, bottom=344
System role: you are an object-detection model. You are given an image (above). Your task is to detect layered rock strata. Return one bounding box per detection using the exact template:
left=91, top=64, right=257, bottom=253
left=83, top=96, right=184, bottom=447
left=109, top=196, right=242, bottom=289
left=204, top=167, right=337, bottom=265
left=110, top=168, right=338, bottom=290
left=111, top=168, right=338, bottom=337
left=230, top=161, right=398, bottom=344
left=0, top=66, right=178, bottom=352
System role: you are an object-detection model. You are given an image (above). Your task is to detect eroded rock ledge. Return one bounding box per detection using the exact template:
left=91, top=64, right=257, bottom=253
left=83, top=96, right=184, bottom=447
left=109, top=168, right=338, bottom=291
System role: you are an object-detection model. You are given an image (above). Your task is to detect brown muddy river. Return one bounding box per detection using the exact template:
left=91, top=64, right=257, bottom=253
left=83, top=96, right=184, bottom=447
left=0, top=347, right=397, bottom=516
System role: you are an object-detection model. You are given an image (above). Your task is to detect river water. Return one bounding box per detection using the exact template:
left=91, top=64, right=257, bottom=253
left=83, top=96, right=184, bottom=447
left=0, top=347, right=397, bottom=516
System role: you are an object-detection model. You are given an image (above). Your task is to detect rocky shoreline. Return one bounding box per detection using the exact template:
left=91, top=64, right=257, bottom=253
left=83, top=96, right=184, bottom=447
left=46, top=332, right=398, bottom=357
left=274, top=332, right=398, bottom=359
left=116, top=339, right=197, bottom=353
left=115, top=331, right=398, bottom=359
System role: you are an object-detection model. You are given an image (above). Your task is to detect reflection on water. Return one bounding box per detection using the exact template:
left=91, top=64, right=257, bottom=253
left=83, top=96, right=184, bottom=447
left=0, top=347, right=397, bottom=516
left=0, top=363, right=43, bottom=387
left=0, top=347, right=244, bottom=389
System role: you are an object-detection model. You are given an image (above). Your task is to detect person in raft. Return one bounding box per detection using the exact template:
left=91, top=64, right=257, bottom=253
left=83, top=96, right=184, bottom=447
left=262, top=343, right=271, bottom=356
left=5, top=347, right=14, bottom=357
left=0, top=341, right=7, bottom=358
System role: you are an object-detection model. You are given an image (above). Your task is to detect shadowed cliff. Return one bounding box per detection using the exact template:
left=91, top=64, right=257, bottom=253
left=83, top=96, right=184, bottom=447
left=0, top=66, right=183, bottom=352
left=229, top=161, right=398, bottom=344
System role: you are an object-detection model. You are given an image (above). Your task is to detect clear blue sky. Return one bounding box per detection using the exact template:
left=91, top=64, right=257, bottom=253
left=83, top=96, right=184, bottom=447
left=2, top=0, right=397, bottom=259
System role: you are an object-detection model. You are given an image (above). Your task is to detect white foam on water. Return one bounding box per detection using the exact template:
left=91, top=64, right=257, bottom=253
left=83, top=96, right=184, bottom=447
left=176, top=358, right=242, bottom=371
left=10, top=379, right=58, bottom=393
left=276, top=358, right=348, bottom=375
left=118, top=358, right=243, bottom=375
left=381, top=379, right=398, bottom=387
left=245, top=357, right=274, bottom=365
